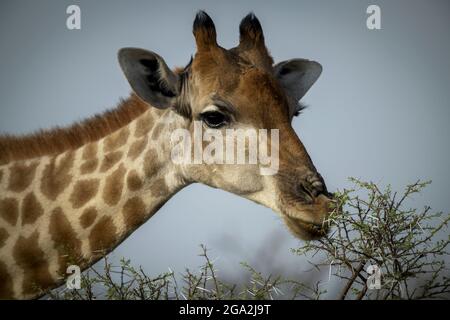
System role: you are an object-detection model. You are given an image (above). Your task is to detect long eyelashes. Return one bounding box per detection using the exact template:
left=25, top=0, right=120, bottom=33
left=293, top=102, right=307, bottom=117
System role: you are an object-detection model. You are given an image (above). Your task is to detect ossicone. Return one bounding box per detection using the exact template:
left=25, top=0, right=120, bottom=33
left=239, top=12, right=265, bottom=48
left=193, top=10, right=217, bottom=51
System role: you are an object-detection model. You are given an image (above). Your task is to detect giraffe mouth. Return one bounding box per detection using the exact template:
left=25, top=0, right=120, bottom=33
left=279, top=193, right=334, bottom=240
left=281, top=213, right=329, bottom=240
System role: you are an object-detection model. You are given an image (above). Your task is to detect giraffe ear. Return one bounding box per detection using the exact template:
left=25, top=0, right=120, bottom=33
left=274, top=59, right=322, bottom=103
left=118, top=48, right=180, bottom=109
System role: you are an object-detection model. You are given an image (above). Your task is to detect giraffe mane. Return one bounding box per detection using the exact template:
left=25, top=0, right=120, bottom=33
left=0, top=94, right=148, bottom=164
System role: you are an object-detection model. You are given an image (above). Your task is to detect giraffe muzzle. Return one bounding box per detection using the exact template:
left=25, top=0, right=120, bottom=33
left=295, top=172, right=331, bottom=204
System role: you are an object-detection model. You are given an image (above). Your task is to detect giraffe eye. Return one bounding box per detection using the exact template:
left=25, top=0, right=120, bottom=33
left=200, top=111, right=229, bottom=128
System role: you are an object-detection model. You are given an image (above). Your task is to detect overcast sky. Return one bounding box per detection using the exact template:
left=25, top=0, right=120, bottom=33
left=1, top=0, right=449, bottom=297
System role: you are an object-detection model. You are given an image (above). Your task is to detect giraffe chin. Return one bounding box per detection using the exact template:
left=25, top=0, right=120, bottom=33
left=279, top=194, right=333, bottom=240
left=281, top=214, right=329, bottom=240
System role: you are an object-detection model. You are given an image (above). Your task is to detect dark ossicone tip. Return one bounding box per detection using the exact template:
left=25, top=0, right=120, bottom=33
left=192, top=10, right=217, bottom=49
left=239, top=12, right=264, bottom=43
left=193, top=10, right=215, bottom=34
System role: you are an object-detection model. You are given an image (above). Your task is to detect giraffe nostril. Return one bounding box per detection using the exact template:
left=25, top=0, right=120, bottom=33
left=294, top=172, right=330, bottom=203
left=307, top=173, right=328, bottom=194
left=298, top=172, right=329, bottom=200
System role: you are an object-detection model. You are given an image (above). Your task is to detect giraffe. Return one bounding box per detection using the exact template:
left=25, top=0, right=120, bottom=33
left=0, top=11, right=333, bottom=299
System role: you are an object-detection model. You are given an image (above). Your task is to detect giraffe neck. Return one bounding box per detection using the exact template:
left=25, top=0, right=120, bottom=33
left=0, top=96, right=189, bottom=299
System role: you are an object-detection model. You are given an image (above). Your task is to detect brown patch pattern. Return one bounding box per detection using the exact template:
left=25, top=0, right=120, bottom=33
left=150, top=178, right=169, bottom=198
left=127, top=170, right=144, bottom=191
left=0, top=198, right=19, bottom=226
left=150, top=123, right=164, bottom=141
left=0, top=228, right=8, bottom=248
left=21, top=192, right=44, bottom=226
left=134, top=113, right=153, bottom=138
left=100, top=151, right=123, bottom=172
left=80, top=207, right=97, bottom=229
left=49, top=207, right=82, bottom=274
left=82, top=142, right=98, bottom=160
left=13, top=231, right=54, bottom=296
left=8, top=161, right=38, bottom=192
left=69, top=179, right=100, bottom=209
left=40, top=151, right=75, bottom=201
left=89, top=216, right=117, bottom=255
left=0, top=261, right=14, bottom=299
left=103, top=164, right=126, bottom=207
left=0, top=94, right=148, bottom=163
left=104, top=127, right=130, bottom=153
left=122, top=196, right=146, bottom=230
left=80, top=158, right=98, bottom=175
left=143, top=149, right=160, bottom=177
left=127, top=136, right=148, bottom=160
left=80, top=143, right=99, bottom=174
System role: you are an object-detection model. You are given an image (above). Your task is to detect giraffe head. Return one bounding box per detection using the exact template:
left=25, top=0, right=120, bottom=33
left=118, top=11, right=333, bottom=240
